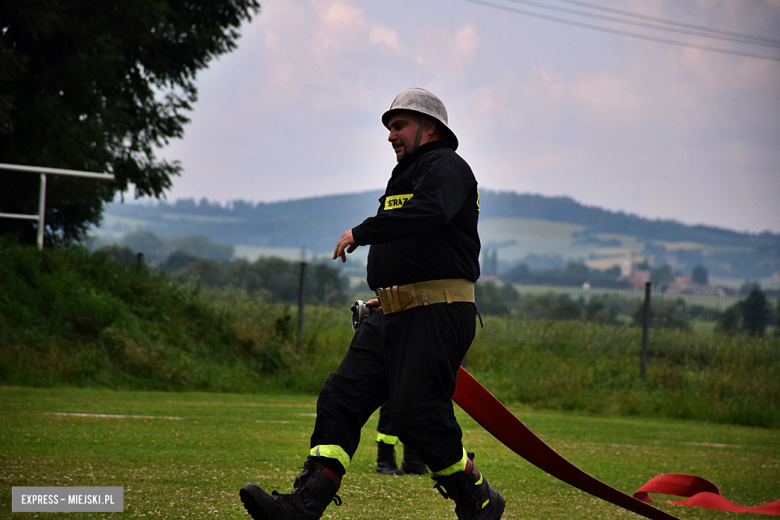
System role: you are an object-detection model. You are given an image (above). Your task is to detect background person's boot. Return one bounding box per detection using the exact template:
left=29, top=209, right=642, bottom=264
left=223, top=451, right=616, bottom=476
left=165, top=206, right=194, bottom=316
left=400, top=444, right=428, bottom=475
left=376, top=441, right=405, bottom=475
left=240, top=456, right=342, bottom=520
left=433, top=457, right=505, bottom=520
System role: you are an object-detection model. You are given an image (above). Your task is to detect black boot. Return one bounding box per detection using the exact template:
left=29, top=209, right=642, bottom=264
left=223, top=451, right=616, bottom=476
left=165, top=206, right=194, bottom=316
left=433, top=457, right=505, bottom=520
left=376, top=441, right=405, bottom=475
left=240, top=457, right=342, bottom=520
left=400, top=444, right=428, bottom=475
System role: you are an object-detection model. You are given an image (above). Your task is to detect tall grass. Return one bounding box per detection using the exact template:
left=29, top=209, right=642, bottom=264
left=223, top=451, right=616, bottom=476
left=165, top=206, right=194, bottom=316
left=2, top=240, right=778, bottom=428
left=468, top=318, right=780, bottom=428
left=0, top=240, right=347, bottom=393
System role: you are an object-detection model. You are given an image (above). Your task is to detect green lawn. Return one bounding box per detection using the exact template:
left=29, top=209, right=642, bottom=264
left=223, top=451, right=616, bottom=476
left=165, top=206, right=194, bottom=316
left=1, top=386, right=778, bottom=519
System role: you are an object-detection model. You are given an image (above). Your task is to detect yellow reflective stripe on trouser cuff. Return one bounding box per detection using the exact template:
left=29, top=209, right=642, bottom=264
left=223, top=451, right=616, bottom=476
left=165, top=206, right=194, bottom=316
left=376, top=433, right=399, bottom=445
left=310, top=445, right=350, bottom=473
left=430, top=448, right=468, bottom=478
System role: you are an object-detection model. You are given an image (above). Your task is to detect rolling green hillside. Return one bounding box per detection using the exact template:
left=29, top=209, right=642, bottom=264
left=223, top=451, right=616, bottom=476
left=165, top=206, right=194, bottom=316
left=94, top=190, right=780, bottom=280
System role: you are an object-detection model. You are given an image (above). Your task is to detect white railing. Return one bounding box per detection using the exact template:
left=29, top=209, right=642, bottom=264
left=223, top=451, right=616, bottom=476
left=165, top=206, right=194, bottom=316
left=0, top=163, right=115, bottom=249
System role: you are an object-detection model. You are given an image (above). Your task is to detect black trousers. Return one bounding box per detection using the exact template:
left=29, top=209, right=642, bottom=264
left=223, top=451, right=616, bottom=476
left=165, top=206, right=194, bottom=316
left=310, top=302, right=476, bottom=472
left=377, top=399, right=395, bottom=437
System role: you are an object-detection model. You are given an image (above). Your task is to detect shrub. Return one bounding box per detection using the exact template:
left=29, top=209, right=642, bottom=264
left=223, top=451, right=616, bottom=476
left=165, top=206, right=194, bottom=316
left=633, top=298, right=690, bottom=331
left=715, top=289, right=773, bottom=336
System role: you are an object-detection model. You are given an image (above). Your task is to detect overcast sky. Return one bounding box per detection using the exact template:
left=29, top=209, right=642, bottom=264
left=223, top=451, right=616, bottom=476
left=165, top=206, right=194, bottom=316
left=154, top=0, right=780, bottom=234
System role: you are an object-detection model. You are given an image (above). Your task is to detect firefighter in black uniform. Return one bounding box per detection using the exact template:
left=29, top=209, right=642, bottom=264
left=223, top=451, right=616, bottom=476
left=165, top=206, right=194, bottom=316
left=240, top=88, right=505, bottom=520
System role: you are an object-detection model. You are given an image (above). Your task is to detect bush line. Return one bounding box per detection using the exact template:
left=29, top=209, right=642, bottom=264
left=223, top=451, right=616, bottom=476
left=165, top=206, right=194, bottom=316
left=1, top=240, right=778, bottom=428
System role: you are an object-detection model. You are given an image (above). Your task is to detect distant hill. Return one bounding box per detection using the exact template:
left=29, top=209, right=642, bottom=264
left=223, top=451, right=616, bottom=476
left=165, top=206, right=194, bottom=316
left=482, top=192, right=778, bottom=247
left=96, top=190, right=780, bottom=280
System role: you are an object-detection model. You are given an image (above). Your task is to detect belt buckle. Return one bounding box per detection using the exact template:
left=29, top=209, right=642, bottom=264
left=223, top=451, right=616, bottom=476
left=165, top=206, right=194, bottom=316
left=376, top=287, right=393, bottom=314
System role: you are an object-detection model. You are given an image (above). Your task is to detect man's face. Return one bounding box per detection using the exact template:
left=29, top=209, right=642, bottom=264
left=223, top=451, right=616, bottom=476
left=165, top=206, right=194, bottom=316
left=387, top=112, right=421, bottom=162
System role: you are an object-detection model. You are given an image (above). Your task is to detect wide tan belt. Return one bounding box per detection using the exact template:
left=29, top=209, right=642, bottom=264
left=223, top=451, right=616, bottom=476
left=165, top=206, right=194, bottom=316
left=375, top=278, right=475, bottom=315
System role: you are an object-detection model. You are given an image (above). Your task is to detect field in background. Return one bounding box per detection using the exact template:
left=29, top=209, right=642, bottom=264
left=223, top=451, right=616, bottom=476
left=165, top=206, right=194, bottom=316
left=95, top=214, right=697, bottom=267
left=508, top=284, right=744, bottom=310
left=2, top=242, right=778, bottom=518
left=2, top=237, right=778, bottom=428
left=1, top=386, right=778, bottom=520
left=467, top=318, right=780, bottom=428
left=95, top=201, right=780, bottom=288
left=479, top=218, right=589, bottom=261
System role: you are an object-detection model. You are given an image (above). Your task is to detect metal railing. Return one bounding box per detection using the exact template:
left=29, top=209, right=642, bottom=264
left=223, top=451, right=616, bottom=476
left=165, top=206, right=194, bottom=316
left=0, top=163, right=115, bottom=249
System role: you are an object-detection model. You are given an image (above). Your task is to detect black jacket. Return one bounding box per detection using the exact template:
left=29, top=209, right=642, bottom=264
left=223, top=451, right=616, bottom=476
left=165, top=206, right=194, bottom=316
left=352, top=141, right=481, bottom=291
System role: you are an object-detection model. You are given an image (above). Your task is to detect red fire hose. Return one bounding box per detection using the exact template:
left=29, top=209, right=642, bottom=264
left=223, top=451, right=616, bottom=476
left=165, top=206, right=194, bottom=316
left=453, top=368, right=780, bottom=517
left=453, top=367, right=681, bottom=520
left=634, top=473, right=780, bottom=516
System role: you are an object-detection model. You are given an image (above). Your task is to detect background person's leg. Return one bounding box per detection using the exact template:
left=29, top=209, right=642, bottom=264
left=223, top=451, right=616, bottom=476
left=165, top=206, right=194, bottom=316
left=375, top=399, right=404, bottom=475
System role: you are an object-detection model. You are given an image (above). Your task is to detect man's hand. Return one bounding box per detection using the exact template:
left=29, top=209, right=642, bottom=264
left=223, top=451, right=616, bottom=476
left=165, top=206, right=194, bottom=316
left=333, top=229, right=358, bottom=263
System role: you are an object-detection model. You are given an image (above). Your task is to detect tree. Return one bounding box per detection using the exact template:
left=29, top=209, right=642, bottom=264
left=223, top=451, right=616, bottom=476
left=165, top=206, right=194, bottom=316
left=633, top=298, right=690, bottom=331
left=120, top=232, right=164, bottom=257
left=742, top=289, right=772, bottom=336
left=691, top=265, right=709, bottom=285
left=584, top=298, right=619, bottom=325
left=715, top=288, right=772, bottom=336
left=474, top=281, right=519, bottom=316
left=481, top=249, right=498, bottom=276
left=159, top=250, right=198, bottom=273
left=118, top=231, right=234, bottom=262
left=503, top=262, right=531, bottom=283
left=175, top=256, right=346, bottom=305
left=776, top=299, right=780, bottom=337
left=0, top=0, right=260, bottom=245
left=715, top=304, right=742, bottom=335
left=650, top=263, right=676, bottom=283
left=739, top=280, right=762, bottom=296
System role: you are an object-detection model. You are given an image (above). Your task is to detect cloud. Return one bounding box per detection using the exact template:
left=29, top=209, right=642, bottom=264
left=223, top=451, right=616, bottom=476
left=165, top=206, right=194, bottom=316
left=524, top=66, right=566, bottom=102
left=322, top=1, right=363, bottom=26
left=369, top=24, right=404, bottom=54
left=250, top=0, right=405, bottom=111
left=156, top=0, right=780, bottom=234
left=465, top=66, right=645, bottom=138
left=247, top=1, right=486, bottom=113
left=462, top=67, right=567, bottom=138
left=568, top=74, right=641, bottom=110
left=413, top=23, right=481, bottom=79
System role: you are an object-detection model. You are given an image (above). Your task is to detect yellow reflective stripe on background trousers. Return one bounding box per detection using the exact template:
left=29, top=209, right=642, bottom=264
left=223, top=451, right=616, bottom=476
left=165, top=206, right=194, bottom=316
left=376, top=433, right=399, bottom=445
left=310, top=445, right=351, bottom=473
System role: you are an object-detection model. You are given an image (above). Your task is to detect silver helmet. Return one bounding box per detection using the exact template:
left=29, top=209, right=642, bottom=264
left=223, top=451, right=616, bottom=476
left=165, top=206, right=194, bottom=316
left=382, top=88, right=459, bottom=151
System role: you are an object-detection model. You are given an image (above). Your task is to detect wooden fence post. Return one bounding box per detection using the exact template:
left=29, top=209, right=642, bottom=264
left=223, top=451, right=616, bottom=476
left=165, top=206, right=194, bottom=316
left=640, top=281, right=651, bottom=380
left=296, top=261, right=306, bottom=350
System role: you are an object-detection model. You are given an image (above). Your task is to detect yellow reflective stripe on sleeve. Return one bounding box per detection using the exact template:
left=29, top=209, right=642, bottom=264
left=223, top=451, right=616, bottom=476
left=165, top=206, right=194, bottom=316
left=376, top=433, right=399, bottom=445
left=384, top=193, right=413, bottom=210
left=476, top=183, right=481, bottom=213
left=430, top=448, right=468, bottom=477
left=475, top=474, right=483, bottom=486
left=310, top=444, right=350, bottom=473
left=482, top=498, right=490, bottom=509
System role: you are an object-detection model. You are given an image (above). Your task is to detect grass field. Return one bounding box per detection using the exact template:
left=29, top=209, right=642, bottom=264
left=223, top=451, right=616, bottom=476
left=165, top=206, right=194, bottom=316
left=1, top=386, right=778, bottom=519
left=507, top=284, right=748, bottom=312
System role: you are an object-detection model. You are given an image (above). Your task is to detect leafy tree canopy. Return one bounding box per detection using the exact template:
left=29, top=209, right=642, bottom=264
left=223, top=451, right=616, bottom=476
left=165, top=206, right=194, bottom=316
left=716, top=288, right=774, bottom=337
left=691, top=265, right=709, bottom=285
left=0, top=0, right=260, bottom=245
